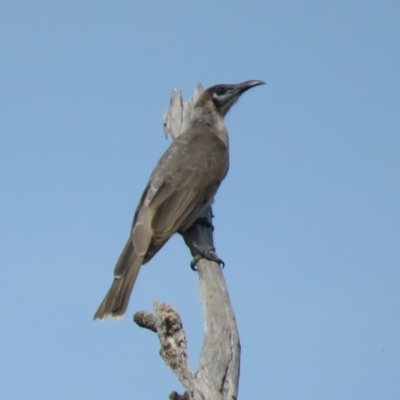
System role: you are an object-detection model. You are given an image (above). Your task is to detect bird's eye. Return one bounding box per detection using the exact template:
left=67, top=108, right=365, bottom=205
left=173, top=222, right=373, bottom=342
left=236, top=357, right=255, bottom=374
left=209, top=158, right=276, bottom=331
left=216, top=87, right=227, bottom=96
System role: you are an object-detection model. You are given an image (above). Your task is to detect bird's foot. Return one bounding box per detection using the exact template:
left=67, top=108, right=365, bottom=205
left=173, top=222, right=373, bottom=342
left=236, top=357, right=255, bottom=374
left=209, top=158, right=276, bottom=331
left=190, top=248, right=225, bottom=271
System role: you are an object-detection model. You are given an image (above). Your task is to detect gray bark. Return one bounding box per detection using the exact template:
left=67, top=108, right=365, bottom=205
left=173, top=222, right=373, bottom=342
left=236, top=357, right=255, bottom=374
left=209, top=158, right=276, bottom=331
left=134, top=84, right=240, bottom=400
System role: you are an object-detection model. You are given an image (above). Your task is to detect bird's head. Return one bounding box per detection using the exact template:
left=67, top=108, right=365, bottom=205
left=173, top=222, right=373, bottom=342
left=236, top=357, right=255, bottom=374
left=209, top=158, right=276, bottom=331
left=202, top=80, right=265, bottom=117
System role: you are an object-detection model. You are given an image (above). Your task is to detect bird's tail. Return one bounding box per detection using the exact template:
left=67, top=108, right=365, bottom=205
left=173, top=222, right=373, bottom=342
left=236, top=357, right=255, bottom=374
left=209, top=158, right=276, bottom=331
left=93, top=238, right=143, bottom=320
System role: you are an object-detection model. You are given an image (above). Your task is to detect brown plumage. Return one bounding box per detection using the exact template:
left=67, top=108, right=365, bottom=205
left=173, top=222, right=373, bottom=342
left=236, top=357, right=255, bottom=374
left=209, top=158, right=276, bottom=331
left=94, top=80, right=265, bottom=320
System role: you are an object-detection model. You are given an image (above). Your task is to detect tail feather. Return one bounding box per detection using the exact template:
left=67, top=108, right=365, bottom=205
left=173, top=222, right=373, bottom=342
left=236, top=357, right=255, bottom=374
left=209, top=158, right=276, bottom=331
left=93, top=239, right=143, bottom=320
left=114, top=236, right=135, bottom=278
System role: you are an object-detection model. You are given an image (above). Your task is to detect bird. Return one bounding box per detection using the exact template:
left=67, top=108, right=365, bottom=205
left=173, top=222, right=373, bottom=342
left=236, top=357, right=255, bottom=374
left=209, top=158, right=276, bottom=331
left=94, top=80, right=265, bottom=320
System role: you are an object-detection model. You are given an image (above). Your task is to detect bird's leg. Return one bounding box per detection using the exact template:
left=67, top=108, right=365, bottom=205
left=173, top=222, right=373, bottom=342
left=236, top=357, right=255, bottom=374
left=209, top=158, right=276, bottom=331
left=179, top=207, right=225, bottom=271
left=194, top=217, right=215, bottom=232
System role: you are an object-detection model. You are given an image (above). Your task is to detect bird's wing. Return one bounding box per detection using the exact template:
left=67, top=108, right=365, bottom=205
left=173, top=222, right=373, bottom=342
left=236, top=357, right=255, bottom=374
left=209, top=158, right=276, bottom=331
left=144, top=132, right=228, bottom=262
left=142, top=131, right=228, bottom=265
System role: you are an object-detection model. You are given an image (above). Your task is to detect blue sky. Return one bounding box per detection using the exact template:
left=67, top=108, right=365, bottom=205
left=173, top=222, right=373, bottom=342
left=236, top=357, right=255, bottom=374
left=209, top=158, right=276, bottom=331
left=1, top=1, right=399, bottom=399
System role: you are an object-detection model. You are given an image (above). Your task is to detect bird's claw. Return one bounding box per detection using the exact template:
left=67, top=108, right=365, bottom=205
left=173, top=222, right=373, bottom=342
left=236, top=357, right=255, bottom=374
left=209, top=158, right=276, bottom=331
left=190, top=249, right=225, bottom=271
left=190, top=255, right=202, bottom=270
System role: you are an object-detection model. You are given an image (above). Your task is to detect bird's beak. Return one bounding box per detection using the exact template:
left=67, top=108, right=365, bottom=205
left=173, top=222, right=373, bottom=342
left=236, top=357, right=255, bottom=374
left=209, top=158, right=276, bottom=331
left=234, top=80, right=266, bottom=95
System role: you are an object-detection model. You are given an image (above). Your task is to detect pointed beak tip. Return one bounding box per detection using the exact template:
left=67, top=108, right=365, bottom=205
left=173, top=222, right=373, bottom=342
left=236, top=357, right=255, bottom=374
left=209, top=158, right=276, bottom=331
left=252, top=80, right=266, bottom=86
left=238, top=80, right=266, bottom=93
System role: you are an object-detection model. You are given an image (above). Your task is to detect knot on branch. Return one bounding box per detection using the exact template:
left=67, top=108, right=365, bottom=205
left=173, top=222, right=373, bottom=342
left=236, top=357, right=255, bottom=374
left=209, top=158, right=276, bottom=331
left=133, top=311, right=157, bottom=332
left=134, top=302, right=195, bottom=390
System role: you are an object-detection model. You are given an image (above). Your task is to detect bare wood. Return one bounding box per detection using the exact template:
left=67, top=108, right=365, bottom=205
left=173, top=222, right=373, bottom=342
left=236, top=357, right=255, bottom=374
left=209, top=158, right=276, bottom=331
left=152, top=302, right=195, bottom=392
left=134, top=84, right=240, bottom=400
left=197, top=259, right=240, bottom=400
left=163, top=83, right=204, bottom=140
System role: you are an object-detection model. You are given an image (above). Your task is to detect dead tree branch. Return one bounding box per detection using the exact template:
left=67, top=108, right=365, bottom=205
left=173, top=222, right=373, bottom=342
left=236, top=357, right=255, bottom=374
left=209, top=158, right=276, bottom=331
left=133, top=84, right=240, bottom=400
